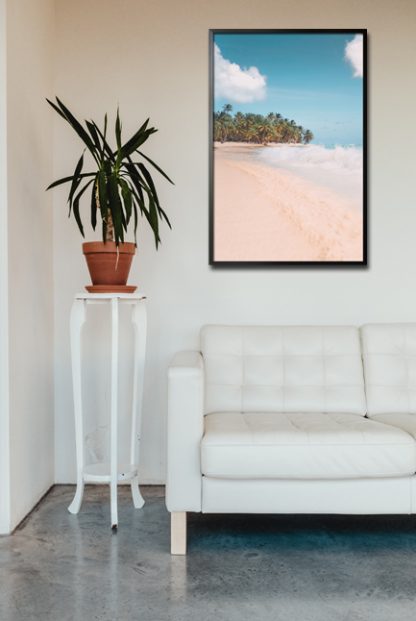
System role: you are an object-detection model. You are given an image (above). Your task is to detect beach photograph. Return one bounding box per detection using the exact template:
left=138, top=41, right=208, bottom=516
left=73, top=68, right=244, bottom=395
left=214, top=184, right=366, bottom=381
left=211, top=30, right=366, bottom=264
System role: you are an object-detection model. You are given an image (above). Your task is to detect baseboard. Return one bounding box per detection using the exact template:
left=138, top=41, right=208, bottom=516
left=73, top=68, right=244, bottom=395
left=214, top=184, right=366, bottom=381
left=10, top=484, right=55, bottom=534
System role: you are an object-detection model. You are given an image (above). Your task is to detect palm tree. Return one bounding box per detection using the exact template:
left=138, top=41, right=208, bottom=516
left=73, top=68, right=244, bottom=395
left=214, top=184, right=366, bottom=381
left=212, top=108, right=314, bottom=146
left=257, top=122, right=273, bottom=145
left=303, top=129, right=314, bottom=144
left=232, top=111, right=246, bottom=141
left=272, top=123, right=283, bottom=143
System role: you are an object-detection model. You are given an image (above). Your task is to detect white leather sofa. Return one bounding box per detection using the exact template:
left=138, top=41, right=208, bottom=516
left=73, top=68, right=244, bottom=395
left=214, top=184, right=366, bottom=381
left=166, top=324, right=416, bottom=554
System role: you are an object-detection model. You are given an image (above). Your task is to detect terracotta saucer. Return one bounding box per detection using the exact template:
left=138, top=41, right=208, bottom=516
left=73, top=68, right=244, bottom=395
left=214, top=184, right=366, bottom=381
left=85, top=285, right=138, bottom=293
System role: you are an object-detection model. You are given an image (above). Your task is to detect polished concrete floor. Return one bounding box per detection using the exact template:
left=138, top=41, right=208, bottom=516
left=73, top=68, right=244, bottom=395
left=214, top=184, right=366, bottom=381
left=1, top=486, right=416, bottom=621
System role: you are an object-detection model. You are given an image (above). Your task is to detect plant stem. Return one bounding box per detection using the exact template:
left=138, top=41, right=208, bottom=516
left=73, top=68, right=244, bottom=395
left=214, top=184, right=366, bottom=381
left=105, top=209, right=115, bottom=242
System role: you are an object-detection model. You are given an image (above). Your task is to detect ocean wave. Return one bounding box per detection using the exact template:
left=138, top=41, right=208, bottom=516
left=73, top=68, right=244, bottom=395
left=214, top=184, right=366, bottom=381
left=256, top=144, right=363, bottom=174
left=255, top=144, right=363, bottom=204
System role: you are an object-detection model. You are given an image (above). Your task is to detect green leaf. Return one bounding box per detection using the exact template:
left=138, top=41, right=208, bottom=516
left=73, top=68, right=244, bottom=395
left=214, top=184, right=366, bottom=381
left=103, top=160, right=112, bottom=176
left=73, top=202, right=84, bottom=235
left=90, top=177, right=98, bottom=230
left=46, top=172, right=95, bottom=191
left=54, top=97, right=98, bottom=161
left=119, top=118, right=149, bottom=155
left=138, top=163, right=160, bottom=206
left=46, top=98, right=68, bottom=122
left=97, top=170, right=108, bottom=223
left=72, top=178, right=94, bottom=237
left=148, top=194, right=160, bottom=248
left=136, top=162, right=171, bottom=228
left=119, top=178, right=132, bottom=225
left=73, top=178, right=94, bottom=204
left=136, top=150, right=174, bottom=184
left=86, top=121, right=102, bottom=155
left=116, top=180, right=127, bottom=232
left=157, top=205, right=172, bottom=229
left=132, top=202, right=138, bottom=245
left=142, top=201, right=160, bottom=247
left=103, top=113, right=108, bottom=141
left=115, top=107, right=122, bottom=150
left=67, top=153, right=85, bottom=215
left=121, top=163, right=151, bottom=196
left=91, top=119, right=114, bottom=161
left=125, top=179, right=139, bottom=244
left=137, top=163, right=158, bottom=195
left=119, top=125, right=157, bottom=160
left=126, top=179, right=148, bottom=222
left=127, top=180, right=160, bottom=248
left=123, top=163, right=146, bottom=212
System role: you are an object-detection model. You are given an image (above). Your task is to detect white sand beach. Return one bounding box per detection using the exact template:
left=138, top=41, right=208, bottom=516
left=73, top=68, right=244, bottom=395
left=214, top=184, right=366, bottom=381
left=214, top=143, right=363, bottom=262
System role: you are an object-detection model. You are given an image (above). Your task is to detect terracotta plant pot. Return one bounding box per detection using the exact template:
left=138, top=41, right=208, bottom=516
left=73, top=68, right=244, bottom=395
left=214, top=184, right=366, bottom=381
left=82, top=241, right=136, bottom=289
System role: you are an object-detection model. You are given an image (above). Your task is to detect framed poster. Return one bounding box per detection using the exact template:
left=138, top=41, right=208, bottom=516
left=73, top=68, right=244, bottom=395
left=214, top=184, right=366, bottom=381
left=209, top=29, right=367, bottom=266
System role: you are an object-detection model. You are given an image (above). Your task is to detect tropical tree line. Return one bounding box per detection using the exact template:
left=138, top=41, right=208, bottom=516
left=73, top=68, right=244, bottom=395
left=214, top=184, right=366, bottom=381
left=214, top=104, right=314, bottom=145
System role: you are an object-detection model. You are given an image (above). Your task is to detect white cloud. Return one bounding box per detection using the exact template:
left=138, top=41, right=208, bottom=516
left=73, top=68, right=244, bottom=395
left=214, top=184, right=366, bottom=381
left=214, top=44, right=267, bottom=103
left=345, top=35, right=363, bottom=78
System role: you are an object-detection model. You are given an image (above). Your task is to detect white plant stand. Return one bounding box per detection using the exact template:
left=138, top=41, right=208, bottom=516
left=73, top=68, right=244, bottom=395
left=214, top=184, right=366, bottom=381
left=68, top=292, right=147, bottom=529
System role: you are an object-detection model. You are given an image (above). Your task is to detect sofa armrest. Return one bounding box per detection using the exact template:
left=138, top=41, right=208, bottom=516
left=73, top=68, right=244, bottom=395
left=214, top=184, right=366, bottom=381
left=166, top=351, right=204, bottom=512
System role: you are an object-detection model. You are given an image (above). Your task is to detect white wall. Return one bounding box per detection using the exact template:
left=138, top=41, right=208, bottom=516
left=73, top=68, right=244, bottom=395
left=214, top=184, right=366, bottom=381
left=4, top=0, right=55, bottom=531
left=53, top=0, right=416, bottom=483
left=0, top=0, right=10, bottom=534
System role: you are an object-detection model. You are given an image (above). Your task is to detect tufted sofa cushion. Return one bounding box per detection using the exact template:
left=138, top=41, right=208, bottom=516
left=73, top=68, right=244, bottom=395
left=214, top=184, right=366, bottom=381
left=372, top=413, right=416, bottom=439
left=362, top=324, right=416, bottom=416
left=201, top=326, right=366, bottom=415
left=201, top=412, right=416, bottom=479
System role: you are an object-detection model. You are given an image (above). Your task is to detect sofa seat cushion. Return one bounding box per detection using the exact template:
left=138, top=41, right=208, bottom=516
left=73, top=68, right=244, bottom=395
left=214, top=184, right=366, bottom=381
left=372, top=414, right=416, bottom=439
left=201, top=412, right=416, bottom=479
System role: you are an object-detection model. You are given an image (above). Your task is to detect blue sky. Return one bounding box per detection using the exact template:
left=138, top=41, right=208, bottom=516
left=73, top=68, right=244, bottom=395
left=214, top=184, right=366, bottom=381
left=214, top=33, right=364, bottom=147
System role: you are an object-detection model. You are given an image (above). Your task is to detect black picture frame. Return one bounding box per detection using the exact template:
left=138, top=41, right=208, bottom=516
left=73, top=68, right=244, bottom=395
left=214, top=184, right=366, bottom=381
left=209, top=29, right=368, bottom=267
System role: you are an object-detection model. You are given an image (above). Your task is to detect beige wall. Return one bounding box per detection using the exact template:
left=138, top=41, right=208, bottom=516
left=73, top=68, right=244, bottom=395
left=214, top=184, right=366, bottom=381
left=53, top=0, right=416, bottom=483
left=5, top=0, right=55, bottom=530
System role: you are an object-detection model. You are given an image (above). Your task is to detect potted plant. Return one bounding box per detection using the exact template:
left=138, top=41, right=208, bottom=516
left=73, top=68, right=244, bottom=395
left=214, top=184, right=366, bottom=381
left=47, top=97, right=173, bottom=292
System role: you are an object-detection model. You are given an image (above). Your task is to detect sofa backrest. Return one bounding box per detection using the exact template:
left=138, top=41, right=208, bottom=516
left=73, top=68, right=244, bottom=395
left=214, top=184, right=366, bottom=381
left=362, top=323, right=416, bottom=416
left=200, top=325, right=366, bottom=415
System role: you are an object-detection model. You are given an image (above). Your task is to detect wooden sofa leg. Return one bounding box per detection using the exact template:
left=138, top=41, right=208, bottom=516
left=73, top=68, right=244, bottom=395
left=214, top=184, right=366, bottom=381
left=171, top=512, right=187, bottom=555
